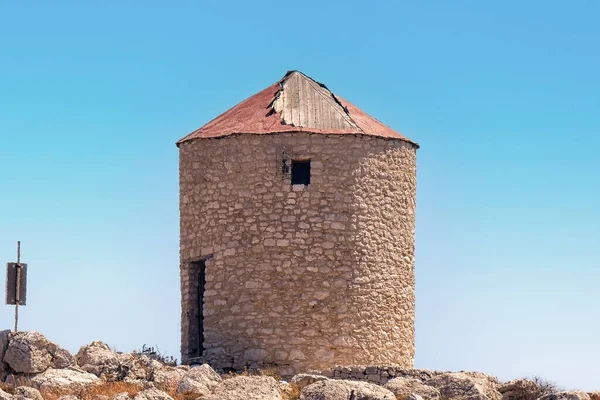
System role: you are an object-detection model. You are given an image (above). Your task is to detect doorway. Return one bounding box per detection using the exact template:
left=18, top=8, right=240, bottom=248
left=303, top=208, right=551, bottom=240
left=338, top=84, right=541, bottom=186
left=192, top=260, right=206, bottom=358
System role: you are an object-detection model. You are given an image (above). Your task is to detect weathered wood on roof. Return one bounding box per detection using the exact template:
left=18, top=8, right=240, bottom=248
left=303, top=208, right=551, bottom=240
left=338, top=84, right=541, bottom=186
left=273, top=71, right=359, bottom=130
left=177, top=71, right=418, bottom=147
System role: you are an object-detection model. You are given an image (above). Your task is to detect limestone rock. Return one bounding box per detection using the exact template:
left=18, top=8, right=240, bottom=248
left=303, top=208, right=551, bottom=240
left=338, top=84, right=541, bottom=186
left=202, top=375, right=282, bottom=400
left=291, top=374, right=329, bottom=390
left=124, top=356, right=158, bottom=382
left=384, top=377, right=441, bottom=400
left=300, top=379, right=396, bottom=400
left=0, top=330, right=11, bottom=381
left=176, top=364, right=221, bottom=396
left=538, top=392, right=591, bottom=400
left=498, top=379, right=539, bottom=400
left=0, top=389, right=12, bottom=400
left=132, top=389, right=173, bottom=400
left=14, top=387, right=43, bottom=400
left=58, top=396, right=80, bottom=400
left=30, top=368, right=101, bottom=392
left=112, top=393, right=131, bottom=400
left=4, top=331, right=73, bottom=374
left=75, top=341, right=123, bottom=380
left=426, top=372, right=501, bottom=400
left=588, top=393, right=600, bottom=400
left=151, top=366, right=186, bottom=392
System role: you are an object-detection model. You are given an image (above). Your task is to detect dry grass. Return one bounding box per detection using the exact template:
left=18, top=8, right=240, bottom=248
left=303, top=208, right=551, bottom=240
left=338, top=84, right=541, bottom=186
left=259, top=367, right=282, bottom=381
left=280, top=383, right=301, bottom=400
left=0, top=382, right=16, bottom=395
left=41, top=382, right=144, bottom=400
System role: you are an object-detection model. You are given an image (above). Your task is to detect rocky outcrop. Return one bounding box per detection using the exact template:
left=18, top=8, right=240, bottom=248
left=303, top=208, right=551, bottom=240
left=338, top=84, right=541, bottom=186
left=498, top=379, right=539, bottom=400
left=75, top=341, right=128, bottom=381
left=74, top=342, right=176, bottom=384
left=57, top=396, right=80, bottom=400
left=132, top=388, right=173, bottom=400
left=30, top=368, right=101, bottom=392
left=3, top=332, right=73, bottom=374
left=538, top=392, right=591, bottom=400
left=300, top=379, right=396, bottom=400
left=0, top=331, right=583, bottom=400
left=175, top=364, right=221, bottom=396
left=426, top=372, right=501, bottom=400
left=150, top=366, right=186, bottom=392
left=384, top=377, right=441, bottom=400
left=202, top=375, right=282, bottom=400
left=0, top=330, right=11, bottom=381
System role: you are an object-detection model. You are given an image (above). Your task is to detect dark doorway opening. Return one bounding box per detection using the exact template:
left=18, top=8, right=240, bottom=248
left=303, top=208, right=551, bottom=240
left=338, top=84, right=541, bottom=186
left=192, top=260, right=206, bottom=358
left=291, top=159, right=311, bottom=185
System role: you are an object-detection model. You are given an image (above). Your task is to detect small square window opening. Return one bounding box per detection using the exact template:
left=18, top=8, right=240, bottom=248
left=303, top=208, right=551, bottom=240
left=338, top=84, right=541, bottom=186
left=291, top=160, right=311, bottom=185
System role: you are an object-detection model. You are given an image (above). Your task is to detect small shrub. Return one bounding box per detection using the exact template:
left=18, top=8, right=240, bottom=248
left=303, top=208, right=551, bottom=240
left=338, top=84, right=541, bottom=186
left=503, top=376, right=559, bottom=400
left=134, top=344, right=177, bottom=367
left=532, top=376, right=560, bottom=397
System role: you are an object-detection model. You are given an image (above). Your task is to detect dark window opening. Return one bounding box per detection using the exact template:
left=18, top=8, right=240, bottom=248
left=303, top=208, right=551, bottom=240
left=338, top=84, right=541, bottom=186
left=291, top=160, right=311, bottom=185
left=192, top=260, right=206, bottom=358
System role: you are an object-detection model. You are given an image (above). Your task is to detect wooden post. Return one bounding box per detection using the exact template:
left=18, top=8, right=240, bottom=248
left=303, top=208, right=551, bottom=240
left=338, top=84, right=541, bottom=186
left=14, top=241, right=21, bottom=333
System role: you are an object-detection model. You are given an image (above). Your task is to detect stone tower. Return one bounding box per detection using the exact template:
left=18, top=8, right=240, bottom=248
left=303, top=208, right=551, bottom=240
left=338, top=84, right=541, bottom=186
left=178, top=71, right=419, bottom=374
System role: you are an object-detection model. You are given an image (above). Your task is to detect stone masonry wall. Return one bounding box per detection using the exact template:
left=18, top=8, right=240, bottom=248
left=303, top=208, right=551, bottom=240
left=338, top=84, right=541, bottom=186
left=179, top=132, right=417, bottom=375
left=318, top=365, right=435, bottom=385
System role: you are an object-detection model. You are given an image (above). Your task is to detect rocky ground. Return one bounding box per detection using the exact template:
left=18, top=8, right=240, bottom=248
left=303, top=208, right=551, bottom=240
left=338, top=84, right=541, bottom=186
left=0, top=331, right=595, bottom=400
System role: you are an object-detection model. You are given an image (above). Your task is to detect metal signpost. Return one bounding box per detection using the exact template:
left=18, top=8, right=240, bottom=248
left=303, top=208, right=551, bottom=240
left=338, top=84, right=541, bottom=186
left=5, top=241, right=27, bottom=332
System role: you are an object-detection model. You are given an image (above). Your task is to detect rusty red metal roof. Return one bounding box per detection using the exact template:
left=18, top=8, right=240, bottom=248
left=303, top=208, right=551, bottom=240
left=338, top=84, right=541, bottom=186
left=177, top=71, right=418, bottom=147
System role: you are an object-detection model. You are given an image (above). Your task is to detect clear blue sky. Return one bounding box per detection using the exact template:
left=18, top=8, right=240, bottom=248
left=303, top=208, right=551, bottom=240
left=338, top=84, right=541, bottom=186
left=1, top=0, right=599, bottom=390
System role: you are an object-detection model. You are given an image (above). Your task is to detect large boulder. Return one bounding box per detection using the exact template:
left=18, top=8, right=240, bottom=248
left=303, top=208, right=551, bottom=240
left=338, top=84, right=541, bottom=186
left=4, top=331, right=73, bottom=374
left=498, top=379, right=540, bottom=400
left=426, top=372, right=501, bottom=400
left=75, top=341, right=124, bottom=380
left=30, top=368, right=101, bottom=392
left=176, top=364, right=221, bottom=396
left=538, top=392, right=591, bottom=400
left=291, top=374, right=329, bottom=390
left=202, top=375, right=282, bottom=400
left=0, top=330, right=11, bottom=381
left=124, top=355, right=160, bottom=382
left=300, top=379, right=396, bottom=400
left=132, top=388, right=173, bottom=400
left=384, top=377, right=441, bottom=400
left=0, top=389, right=12, bottom=400
left=151, top=366, right=186, bottom=392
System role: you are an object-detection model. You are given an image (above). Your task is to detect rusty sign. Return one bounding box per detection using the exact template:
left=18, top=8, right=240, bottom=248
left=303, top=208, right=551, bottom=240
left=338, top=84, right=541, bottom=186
left=6, top=262, right=27, bottom=306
